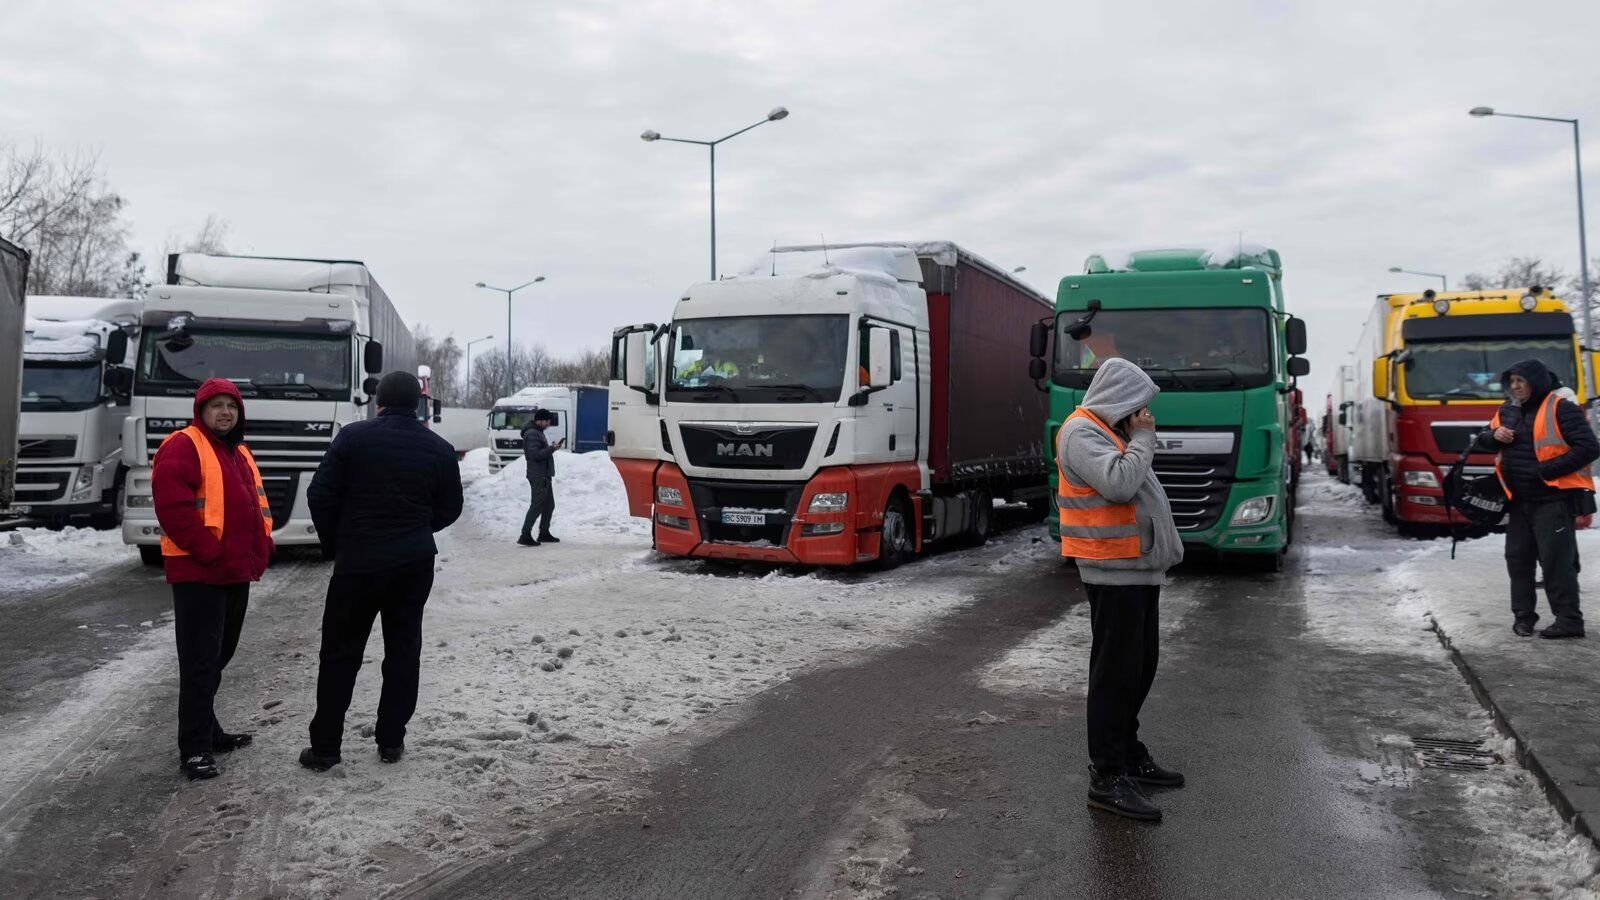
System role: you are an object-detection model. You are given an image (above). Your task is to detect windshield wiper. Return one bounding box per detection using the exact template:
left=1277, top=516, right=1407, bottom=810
left=676, top=383, right=742, bottom=402
left=1137, top=366, right=1189, bottom=390
left=1173, top=367, right=1242, bottom=387
left=764, top=383, right=828, bottom=400
left=23, top=394, right=70, bottom=403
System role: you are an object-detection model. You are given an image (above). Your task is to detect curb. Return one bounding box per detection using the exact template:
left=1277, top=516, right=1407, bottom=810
left=1426, top=614, right=1597, bottom=847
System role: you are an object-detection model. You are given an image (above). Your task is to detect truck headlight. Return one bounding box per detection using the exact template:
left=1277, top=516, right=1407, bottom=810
left=126, top=495, right=154, bottom=508
left=1230, top=495, right=1275, bottom=526
left=71, top=466, right=97, bottom=498
left=1402, top=470, right=1440, bottom=488
left=656, top=486, right=684, bottom=506
left=808, top=492, right=849, bottom=513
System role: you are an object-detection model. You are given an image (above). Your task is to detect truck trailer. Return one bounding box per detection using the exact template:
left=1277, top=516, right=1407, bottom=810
left=1351, top=287, right=1594, bottom=531
left=120, top=253, right=415, bottom=563
left=608, top=241, right=1053, bottom=567
left=1027, top=244, right=1311, bottom=571
left=1329, top=363, right=1356, bottom=483
left=487, top=384, right=609, bottom=472
left=0, top=237, right=28, bottom=512
left=8, top=297, right=139, bottom=526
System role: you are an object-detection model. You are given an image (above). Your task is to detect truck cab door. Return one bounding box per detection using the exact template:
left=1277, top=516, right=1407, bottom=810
left=607, top=324, right=661, bottom=461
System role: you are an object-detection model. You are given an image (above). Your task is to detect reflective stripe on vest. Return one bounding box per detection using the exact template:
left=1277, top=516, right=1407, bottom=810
left=157, top=426, right=273, bottom=557
left=1490, top=393, right=1598, bottom=499
left=1056, top=408, right=1141, bottom=560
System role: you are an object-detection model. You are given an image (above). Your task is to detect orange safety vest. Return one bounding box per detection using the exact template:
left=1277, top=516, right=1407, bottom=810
left=157, top=425, right=273, bottom=557
left=1490, top=393, right=1597, bottom=499
left=1056, top=408, right=1141, bottom=560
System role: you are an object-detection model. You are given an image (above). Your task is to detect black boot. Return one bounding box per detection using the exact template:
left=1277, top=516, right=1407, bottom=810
left=379, top=745, right=405, bottom=764
left=1539, top=623, right=1586, bottom=639
left=538, top=533, right=561, bottom=544
left=181, top=753, right=221, bottom=780
left=1087, top=767, right=1162, bottom=822
left=214, top=732, right=254, bottom=753
left=1130, top=754, right=1185, bottom=788
left=298, top=747, right=342, bottom=771
left=516, top=534, right=539, bottom=547
left=1513, top=620, right=1535, bottom=637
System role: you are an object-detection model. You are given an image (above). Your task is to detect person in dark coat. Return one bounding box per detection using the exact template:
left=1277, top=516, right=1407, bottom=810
left=1479, top=359, right=1599, bottom=638
left=299, top=371, right=463, bottom=770
left=151, top=378, right=274, bottom=780
left=517, top=409, right=563, bottom=546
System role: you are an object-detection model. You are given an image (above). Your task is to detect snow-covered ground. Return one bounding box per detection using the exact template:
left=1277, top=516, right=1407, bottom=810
left=0, top=525, right=130, bottom=596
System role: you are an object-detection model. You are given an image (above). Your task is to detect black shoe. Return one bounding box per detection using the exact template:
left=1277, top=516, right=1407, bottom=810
left=379, top=745, right=405, bottom=764
left=1539, top=624, right=1586, bottom=639
left=1513, top=621, right=1535, bottom=637
left=298, top=747, right=342, bottom=771
left=537, top=534, right=561, bottom=544
left=1130, top=754, right=1185, bottom=788
left=517, top=535, right=540, bottom=547
left=214, top=732, right=254, bottom=753
left=1087, top=767, right=1162, bottom=822
left=181, top=753, right=221, bottom=780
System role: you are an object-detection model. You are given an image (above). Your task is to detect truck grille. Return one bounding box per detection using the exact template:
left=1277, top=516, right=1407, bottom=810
left=14, top=471, right=70, bottom=503
left=679, top=424, right=817, bottom=470
left=261, top=473, right=298, bottom=527
left=1154, top=453, right=1236, bottom=533
left=1431, top=422, right=1491, bottom=455
left=147, top=420, right=330, bottom=528
left=686, top=479, right=803, bottom=545
left=18, top=437, right=77, bottom=460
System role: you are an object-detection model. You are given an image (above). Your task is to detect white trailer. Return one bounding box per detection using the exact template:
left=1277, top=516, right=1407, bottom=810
left=0, top=238, right=28, bottom=512
left=1329, top=363, right=1356, bottom=483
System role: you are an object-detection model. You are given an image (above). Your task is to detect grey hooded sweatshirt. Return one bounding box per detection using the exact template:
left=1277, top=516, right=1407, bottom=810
left=1056, top=358, right=1184, bottom=586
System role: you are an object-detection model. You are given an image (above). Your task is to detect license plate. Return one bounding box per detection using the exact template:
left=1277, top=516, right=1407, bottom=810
left=722, top=511, right=766, bottom=526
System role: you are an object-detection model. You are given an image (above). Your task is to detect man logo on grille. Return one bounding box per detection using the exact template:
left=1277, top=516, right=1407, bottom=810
left=717, top=442, right=774, bottom=458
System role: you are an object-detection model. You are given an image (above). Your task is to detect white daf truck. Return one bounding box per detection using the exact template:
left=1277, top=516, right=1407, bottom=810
left=9, top=297, right=140, bottom=527
left=120, top=254, right=415, bottom=564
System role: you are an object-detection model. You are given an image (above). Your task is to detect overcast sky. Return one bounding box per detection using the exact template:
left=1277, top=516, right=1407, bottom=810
left=4, top=0, right=1598, bottom=403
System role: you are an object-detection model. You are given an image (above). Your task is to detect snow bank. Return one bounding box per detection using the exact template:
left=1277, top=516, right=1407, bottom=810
left=0, top=526, right=130, bottom=597
left=463, top=449, right=647, bottom=538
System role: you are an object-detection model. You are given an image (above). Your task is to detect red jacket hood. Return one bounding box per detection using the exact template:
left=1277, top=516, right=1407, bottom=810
left=192, top=378, right=246, bottom=433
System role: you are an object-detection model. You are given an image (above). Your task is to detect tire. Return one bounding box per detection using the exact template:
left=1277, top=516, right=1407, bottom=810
left=88, top=468, right=127, bottom=530
left=1379, top=471, right=1399, bottom=525
left=138, top=544, right=163, bottom=566
left=875, top=494, right=914, bottom=570
left=1337, top=457, right=1350, bottom=484
left=966, top=492, right=992, bottom=546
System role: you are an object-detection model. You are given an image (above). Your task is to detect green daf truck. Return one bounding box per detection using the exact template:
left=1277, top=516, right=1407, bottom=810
left=1027, top=245, right=1311, bottom=571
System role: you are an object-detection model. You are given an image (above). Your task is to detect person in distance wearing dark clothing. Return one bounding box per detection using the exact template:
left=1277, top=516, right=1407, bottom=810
left=299, top=371, right=463, bottom=770
left=1479, top=359, right=1598, bottom=639
left=517, top=408, right=563, bottom=546
left=151, top=378, right=274, bottom=780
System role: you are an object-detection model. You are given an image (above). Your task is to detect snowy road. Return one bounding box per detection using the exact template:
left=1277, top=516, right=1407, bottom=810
left=0, top=461, right=1596, bottom=898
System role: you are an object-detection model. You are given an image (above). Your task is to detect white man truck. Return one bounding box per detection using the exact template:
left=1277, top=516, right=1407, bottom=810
left=120, top=254, right=415, bottom=564
left=9, top=297, right=140, bottom=527
left=487, top=384, right=610, bottom=472
left=0, top=238, right=28, bottom=514
left=608, top=241, right=1052, bottom=567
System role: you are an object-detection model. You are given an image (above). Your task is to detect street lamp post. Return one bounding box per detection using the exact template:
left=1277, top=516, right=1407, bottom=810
left=1470, top=106, right=1591, bottom=382
left=1387, top=266, right=1448, bottom=290
left=465, top=334, right=494, bottom=399
left=641, top=106, right=790, bottom=280
left=475, top=277, right=546, bottom=397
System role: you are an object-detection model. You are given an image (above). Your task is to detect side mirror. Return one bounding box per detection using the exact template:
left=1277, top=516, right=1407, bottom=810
left=1371, top=358, right=1390, bottom=400
left=363, top=375, right=380, bottom=397
left=1338, top=410, right=1347, bottom=426
left=1028, top=357, right=1046, bottom=380
left=104, top=330, right=129, bottom=365
left=867, top=327, right=893, bottom=389
left=1028, top=322, right=1049, bottom=358
left=1285, top=317, right=1308, bottom=357
left=364, top=341, right=384, bottom=375
left=623, top=331, right=650, bottom=391
left=1287, top=357, right=1311, bottom=378
left=432, top=398, right=443, bottom=424
left=103, top=366, right=133, bottom=397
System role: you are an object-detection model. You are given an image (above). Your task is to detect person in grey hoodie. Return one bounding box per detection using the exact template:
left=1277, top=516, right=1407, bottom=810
left=1056, top=358, right=1185, bottom=822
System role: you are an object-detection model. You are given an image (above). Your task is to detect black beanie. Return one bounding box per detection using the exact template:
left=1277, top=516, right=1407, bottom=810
left=376, top=371, right=423, bottom=409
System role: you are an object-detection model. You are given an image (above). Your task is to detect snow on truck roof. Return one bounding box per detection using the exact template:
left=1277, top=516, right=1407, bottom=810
left=744, top=241, right=1042, bottom=300
left=1084, top=243, right=1282, bottom=276
left=168, top=253, right=381, bottom=297
left=22, top=297, right=138, bottom=361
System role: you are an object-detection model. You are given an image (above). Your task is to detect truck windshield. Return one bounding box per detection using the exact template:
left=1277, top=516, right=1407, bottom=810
left=1054, top=308, right=1274, bottom=390
left=1403, top=339, right=1577, bottom=400
left=490, top=408, right=543, bottom=430
left=136, top=328, right=351, bottom=400
left=21, top=361, right=102, bottom=411
left=666, top=314, right=849, bottom=403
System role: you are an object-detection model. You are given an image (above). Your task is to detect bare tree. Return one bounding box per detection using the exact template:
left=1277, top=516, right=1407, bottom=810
left=0, top=141, right=142, bottom=297
left=1460, top=256, right=1569, bottom=292
left=163, top=214, right=231, bottom=257
left=547, top=348, right=611, bottom=386
left=414, top=325, right=465, bottom=405
left=461, top=343, right=607, bottom=408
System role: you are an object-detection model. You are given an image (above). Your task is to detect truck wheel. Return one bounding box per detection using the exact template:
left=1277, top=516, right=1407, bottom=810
left=138, top=545, right=163, bottom=567
left=875, top=495, right=914, bottom=570
left=966, top=492, right=992, bottom=546
left=1380, top=472, right=1399, bottom=525
left=88, top=468, right=127, bottom=530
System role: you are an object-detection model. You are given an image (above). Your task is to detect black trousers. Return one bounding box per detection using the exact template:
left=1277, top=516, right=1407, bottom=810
left=308, top=558, right=435, bottom=754
left=171, top=582, right=250, bottom=759
left=1086, top=583, right=1161, bottom=775
left=522, top=476, right=554, bottom=538
left=1506, top=498, right=1583, bottom=630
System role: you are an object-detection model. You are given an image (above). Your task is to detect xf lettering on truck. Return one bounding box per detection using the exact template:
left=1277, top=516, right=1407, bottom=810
left=717, top=442, right=774, bottom=459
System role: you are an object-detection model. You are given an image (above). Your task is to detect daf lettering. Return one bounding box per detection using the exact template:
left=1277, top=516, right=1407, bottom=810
left=717, top=442, right=774, bottom=458
left=1155, top=439, right=1184, bottom=451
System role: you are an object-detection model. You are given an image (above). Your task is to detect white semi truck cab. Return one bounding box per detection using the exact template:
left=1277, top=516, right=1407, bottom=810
left=121, top=254, right=414, bottom=564
left=8, top=297, right=140, bottom=527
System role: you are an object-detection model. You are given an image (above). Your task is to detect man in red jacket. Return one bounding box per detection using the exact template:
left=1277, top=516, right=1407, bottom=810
left=152, top=378, right=274, bottom=780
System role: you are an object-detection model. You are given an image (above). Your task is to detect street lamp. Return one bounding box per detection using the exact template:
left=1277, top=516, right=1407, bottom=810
left=475, top=277, right=545, bottom=397
left=641, top=106, right=790, bottom=280
left=1469, top=106, right=1591, bottom=378
left=1387, top=266, right=1448, bottom=290
left=465, top=334, right=494, bottom=398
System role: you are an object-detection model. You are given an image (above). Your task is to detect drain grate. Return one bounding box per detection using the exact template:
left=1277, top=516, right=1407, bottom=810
left=1412, top=737, right=1503, bottom=770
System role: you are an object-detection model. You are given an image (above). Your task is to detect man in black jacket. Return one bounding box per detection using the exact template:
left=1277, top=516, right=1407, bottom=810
left=1480, top=359, right=1599, bottom=639
left=517, top=409, right=563, bottom=546
left=299, top=371, right=464, bottom=769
